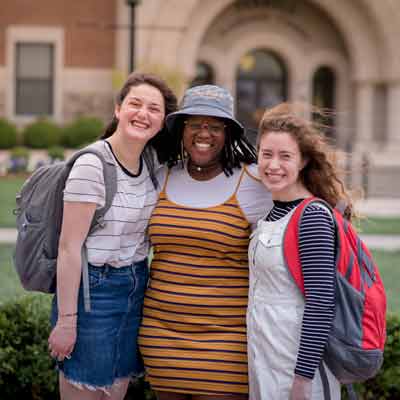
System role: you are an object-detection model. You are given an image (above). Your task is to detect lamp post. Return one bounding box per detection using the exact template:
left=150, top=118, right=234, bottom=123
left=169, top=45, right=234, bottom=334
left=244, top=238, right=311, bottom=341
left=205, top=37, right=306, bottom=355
left=125, top=0, right=141, bottom=72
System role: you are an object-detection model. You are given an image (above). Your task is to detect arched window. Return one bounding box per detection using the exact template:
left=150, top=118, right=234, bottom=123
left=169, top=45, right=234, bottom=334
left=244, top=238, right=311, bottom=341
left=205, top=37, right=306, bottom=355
left=236, top=49, right=287, bottom=143
left=312, top=66, right=336, bottom=138
left=190, top=62, right=215, bottom=87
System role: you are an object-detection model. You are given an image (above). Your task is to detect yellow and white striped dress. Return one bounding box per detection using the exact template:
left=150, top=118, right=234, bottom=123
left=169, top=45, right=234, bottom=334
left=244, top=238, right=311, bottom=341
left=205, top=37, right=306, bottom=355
left=139, top=170, right=251, bottom=396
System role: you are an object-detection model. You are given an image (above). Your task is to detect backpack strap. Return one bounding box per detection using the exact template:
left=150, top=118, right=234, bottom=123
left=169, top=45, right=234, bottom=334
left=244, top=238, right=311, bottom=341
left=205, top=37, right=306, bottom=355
left=81, top=246, right=91, bottom=312
left=282, top=197, right=337, bottom=295
left=345, top=384, right=359, bottom=400
left=66, top=142, right=118, bottom=312
left=334, top=199, right=348, bottom=216
left=282, top=197, right=318, bottom=295
left=142, top=145, right=159, bottom=190
left=319, top=363, right=359, bottom=400
left=68, top=141, right=118, bottom=230
left=318, top=363, right=331, bottom=400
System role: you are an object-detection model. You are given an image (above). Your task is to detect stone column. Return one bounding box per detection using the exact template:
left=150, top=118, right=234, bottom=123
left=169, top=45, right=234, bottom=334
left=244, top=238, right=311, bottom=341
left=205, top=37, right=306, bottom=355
left=386, top=83, right=400, bottom=150
left=349, top=83, right=375, bottom=193
left=354, top=82, right=375, bottom=152
left=362, top=83, right=400, bottom=197
left=115, top=0, right=130, bottom=76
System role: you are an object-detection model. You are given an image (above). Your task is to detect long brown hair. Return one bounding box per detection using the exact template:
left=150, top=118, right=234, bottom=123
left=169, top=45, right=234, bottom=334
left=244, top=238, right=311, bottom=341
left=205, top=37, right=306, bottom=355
left=257, top=103, right=354, bottom=219
left=101, top=72, right=177, bottom=187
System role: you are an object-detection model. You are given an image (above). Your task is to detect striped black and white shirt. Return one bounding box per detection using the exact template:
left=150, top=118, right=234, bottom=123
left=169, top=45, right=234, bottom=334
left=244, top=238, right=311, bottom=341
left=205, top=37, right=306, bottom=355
left=63, top=140, right=158, bottom=267
left=266, top=199, right=336, bottom=379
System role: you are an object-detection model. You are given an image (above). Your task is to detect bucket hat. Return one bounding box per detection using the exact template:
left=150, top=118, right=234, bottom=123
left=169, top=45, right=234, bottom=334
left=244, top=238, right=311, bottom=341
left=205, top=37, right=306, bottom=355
left=165, top=84, right=244, bottom=135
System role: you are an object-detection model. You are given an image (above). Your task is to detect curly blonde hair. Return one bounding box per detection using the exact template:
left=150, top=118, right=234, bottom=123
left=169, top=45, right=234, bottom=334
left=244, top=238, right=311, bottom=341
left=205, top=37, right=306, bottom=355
left=257, top=103, right=354, bottom=220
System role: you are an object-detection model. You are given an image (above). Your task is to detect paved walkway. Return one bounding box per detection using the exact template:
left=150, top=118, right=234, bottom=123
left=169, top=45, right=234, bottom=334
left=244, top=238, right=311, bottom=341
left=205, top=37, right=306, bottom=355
left=359, top=234, right=400, bottom=251
left=0, top=228, right=16, bottom=243
left=0, top=228, right=17, bottom=243
left=355, top=198, right=400, bottom=217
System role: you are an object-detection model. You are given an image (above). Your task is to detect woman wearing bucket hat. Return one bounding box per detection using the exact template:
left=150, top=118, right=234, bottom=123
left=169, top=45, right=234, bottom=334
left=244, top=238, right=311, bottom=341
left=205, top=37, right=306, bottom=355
left=138, top=85, right=272, bottom=399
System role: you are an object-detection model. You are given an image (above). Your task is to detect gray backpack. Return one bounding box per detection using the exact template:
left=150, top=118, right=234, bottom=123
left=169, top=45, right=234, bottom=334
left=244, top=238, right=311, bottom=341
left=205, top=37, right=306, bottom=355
left=13, top=141, right=117, bottom=311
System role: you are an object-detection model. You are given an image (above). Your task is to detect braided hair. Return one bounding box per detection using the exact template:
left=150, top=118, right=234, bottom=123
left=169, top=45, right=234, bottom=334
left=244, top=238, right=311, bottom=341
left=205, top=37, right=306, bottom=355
left=162, top=116, right=257, bottom=176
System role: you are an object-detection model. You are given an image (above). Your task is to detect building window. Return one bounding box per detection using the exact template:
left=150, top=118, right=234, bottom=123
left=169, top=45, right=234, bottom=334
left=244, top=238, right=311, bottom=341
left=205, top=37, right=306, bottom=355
left=312, top=66, right=336, bottom=138
left=236, top=49, right=287, bottom=143
left=15, top=42, right=54, bottom=115
left=190, top=62, right=215, bottom=87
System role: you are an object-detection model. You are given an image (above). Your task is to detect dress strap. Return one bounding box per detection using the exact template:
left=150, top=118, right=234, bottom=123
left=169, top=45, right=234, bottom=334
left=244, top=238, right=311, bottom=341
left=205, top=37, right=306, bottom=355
left=159, top=167, right=172, bottom=197
left=233, top=165, right=247, bottom=195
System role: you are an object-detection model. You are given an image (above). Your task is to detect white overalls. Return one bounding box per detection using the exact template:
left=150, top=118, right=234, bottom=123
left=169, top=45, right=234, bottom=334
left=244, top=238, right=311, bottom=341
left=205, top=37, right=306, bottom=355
left=247, top=207, right=341, bottom=400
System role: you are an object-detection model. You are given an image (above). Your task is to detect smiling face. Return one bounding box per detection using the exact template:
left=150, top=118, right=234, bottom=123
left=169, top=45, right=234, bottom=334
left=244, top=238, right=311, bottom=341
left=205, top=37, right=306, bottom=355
left=258, top=131, right=309, bottom=201
left=182, top=115, right=226, bottom=167
left=114, top=83, right=165, bottom=144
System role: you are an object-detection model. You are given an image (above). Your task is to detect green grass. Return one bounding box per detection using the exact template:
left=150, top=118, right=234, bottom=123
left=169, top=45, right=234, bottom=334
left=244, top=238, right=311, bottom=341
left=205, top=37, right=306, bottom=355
left=0, top=244, right=25, bottom=303
left=356, top=217, right=400, bottom=235
left=0, top=175, right=26, bottom=227
left=0, top=245, right=52, bottom=306
left=373, top=250, right=400, bottom=316
left=0, top=244, right=398, bottom=314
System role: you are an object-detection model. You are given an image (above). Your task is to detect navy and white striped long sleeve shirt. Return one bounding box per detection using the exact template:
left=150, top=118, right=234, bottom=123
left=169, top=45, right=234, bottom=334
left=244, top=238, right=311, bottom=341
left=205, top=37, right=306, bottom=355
left=266, top=199, right=336, bottom=379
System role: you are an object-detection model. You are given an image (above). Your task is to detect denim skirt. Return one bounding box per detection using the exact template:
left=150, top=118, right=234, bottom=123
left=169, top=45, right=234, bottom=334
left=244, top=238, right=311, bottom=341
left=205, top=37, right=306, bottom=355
left=51, top=259, right=149, bottom=390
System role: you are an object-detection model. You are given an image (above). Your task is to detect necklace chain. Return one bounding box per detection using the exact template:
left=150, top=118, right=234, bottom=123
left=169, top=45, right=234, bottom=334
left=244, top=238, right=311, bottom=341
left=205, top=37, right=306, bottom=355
left=187, top=159, right=222, bottom=178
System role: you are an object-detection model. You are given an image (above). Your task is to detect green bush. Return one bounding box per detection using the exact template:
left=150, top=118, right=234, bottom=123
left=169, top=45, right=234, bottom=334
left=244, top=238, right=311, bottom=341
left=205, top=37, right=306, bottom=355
left=8, top=146, right=29, bottom=173
left=0, top=119, right=18, bottom=149
left=62, top=117, right=104, bottom=148
left=0, top=294, right=56, bottom=399
left=2, top=295, right=397, bottom=399
left=10, top=146, right=29, bottom=159
left=358, top=314, right=400, bottom=399
left=0, top=295, right=155, bottom=399
left=47, top=146, right=65, bottom=162
left=23, top=119, right=61, bottom=149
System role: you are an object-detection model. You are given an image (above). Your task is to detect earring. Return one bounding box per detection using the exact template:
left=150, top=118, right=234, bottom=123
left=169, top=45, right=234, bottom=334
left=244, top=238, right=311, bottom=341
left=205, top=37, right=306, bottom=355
left=180, top=140, right=187, bottom=164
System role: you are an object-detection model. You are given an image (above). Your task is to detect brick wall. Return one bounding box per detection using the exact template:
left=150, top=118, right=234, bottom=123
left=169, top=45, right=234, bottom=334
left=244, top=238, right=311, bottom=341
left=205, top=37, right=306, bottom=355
left=0, top=0, right=116, bottom=67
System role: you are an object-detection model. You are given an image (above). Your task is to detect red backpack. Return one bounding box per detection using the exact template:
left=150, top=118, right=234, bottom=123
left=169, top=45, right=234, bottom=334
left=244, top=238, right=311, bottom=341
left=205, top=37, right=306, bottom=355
left=283, top=197, right=387, bottom=384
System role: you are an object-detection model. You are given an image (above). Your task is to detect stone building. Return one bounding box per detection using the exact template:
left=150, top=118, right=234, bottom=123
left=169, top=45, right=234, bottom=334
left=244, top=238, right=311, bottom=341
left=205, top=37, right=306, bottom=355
left=1, top=0, right=400, bottom=196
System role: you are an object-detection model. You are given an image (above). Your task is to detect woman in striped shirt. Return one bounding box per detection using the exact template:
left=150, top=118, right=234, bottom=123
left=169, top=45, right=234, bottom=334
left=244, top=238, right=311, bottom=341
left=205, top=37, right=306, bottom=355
left=247, top=103, right=354, bottom=399
left=47, top=73, right=177, bottom=400
left=138, top=85, right=272, bottom=399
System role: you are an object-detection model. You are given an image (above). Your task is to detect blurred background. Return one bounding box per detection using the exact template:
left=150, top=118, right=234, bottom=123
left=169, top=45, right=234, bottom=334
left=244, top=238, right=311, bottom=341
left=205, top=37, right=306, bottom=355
left=0, top=2, right=399, bottom=398
left=0, top=0, right=400, bottom=197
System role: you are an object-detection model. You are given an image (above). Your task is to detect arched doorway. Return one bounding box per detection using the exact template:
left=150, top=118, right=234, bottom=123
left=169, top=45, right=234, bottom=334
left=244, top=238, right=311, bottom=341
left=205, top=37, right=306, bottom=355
left=312, top=66, right=336, bottom=139
left=236, top=49, right=287, bottom=143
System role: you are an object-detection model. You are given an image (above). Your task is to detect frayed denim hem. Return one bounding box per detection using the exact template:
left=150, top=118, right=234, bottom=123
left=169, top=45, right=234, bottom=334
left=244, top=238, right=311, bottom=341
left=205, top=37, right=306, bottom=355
left=60, top=371, right=141, bottom=396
